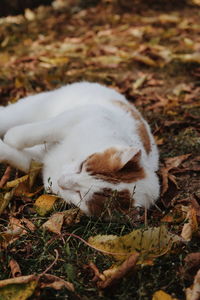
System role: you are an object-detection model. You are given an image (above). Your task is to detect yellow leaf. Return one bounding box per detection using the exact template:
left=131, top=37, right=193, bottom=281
left=88, top=226, right=182, bottom=263
left=131, top=53, right=157, bottom=66
left=28, top=160, right=42, bottom=189
left=0, top=189, right=15, bottom=215
left=0, top=275, right=37, bottom=300
left=6, top=175, right=29, bottom=188
left=152, top=290, right=178, bottom=300
left=14, top=78, right=24, bottom=89
left=174, top=53, right=200, bottom=64
left=0, top=53, right=10, bottom=65
left=132, top=74, right=147, bottom=90
left=34, top=194, right=59, bottom=216
left=39, top=56, right=69, bottom=65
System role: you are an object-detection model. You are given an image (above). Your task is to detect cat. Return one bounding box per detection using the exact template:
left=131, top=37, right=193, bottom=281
left=0, top=82, right=160, bottom=216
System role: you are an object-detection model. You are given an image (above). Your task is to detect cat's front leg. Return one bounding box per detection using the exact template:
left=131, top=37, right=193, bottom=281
left=3, top=123, right=48, bottom=149
left=0, top=139, right=31, bottom=172
left=3, top=118, right=62, bottom=149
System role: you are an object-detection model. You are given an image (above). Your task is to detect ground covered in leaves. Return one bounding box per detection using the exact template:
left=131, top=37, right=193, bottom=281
left=0, top=1, right=200, bottom=299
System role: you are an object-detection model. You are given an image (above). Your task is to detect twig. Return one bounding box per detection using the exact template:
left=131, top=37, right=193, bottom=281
left=40, top=249, right=59, bottom=277
left=0, top=166, right=12, bottom=188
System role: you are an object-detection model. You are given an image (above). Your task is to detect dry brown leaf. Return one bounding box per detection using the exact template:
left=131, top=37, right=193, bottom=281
left=160, top=154, right=191, bottom=195
left=42, top=208, right=83, bottom=234
left=0, top=274, right=37, bottom=288
left=98, top=253, right=139, bottom=288
left=42, top=212, right=64, bottom=234
left=186, top=269, right=200, bottom=300
left=0, top=166, right=12, bottom=188
left=165, top=154, right=191, bottom=170
left=63, top=208, right=83, bottom=225
left=1, top=217, right=35, bottom=247
left=183, top=253, right=200, bottom=281
left=174, top=53, right=200, bottom=64
left=181, top=207, right=198, bottom=241
left=9, top=259, right=22, bottom=278
left=40, top=274, right=74, bottom=292
left=161, top=205, right=188, bottom=223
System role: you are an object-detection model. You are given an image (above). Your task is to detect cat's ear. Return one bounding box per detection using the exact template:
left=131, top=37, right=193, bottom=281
left=85, top=147, right=142, bottom=174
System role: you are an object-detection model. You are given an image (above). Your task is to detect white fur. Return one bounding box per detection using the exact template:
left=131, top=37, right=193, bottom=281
left=0, top=82, right=159, bottom=214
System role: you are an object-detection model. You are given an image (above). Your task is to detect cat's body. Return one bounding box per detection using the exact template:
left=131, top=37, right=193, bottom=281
left=0, top=82, right=159, bottom=216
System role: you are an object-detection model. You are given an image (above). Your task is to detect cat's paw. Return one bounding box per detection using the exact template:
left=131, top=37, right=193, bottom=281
left=4, top=126, right=27, bottom=149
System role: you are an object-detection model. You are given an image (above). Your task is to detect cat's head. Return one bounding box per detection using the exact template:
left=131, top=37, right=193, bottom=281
left=57, top=146, right=159, bottom=216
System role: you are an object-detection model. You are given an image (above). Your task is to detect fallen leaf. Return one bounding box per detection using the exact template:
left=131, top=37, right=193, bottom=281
left=186, top=269, right=200, bottom=300
left=42, top=208, right=83, bottom=234
left=181, top=207, right=198, bottom=241
left=63, top=208, right=83, bottom=226
left=40, top=274, right=74, bottom=292
left=0, top=166, right=12, bottom=188
left=174, top=52, right=200, bottom=64
left=6, top=175, right=29, bottom=188
left=132, top=53, right=157, bottom=66
left=88, top=226, right=183, bottom=263
left=28, top=160, right=42, bottom=189
left=9, top=259, right=22, bottom=278
left=160, top=154, right=191, bottom=196
left=161, top=205, right=188, bottom=223
left=1, top=217, right=35, bottom=247
left=98, top=253, right=139, bottom=288
left=152, top=290, right=178, bottom=300
left=0, top=275, right=38, bottom=300
left=183, top=253, right=200, bottom=281
left=165, top=154, right=191, bottom=170
left=132, top=74, right=147, bottom=90
left=42, top=212, right=64, bottom=234
left=34, top=194, right=59, bottom=216
left=0, top=189, right=15, bottom=215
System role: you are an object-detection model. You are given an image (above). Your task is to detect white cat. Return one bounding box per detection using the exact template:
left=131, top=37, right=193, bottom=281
left=0, top=82, right=159, bottom=216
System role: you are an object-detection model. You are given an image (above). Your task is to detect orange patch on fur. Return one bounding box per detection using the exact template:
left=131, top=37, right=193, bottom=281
left=85, top=148, right=145, bottom=184
left=86, top=147, right=122, bottom=174
left=87, top=188, right=133, bottom=217
left=112, top=100, right=151, bottom=154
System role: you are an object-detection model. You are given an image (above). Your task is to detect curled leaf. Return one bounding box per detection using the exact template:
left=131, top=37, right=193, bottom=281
left=34, top=194, right=59, bottom=216
left=98, top=253, right=139, bottom=289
